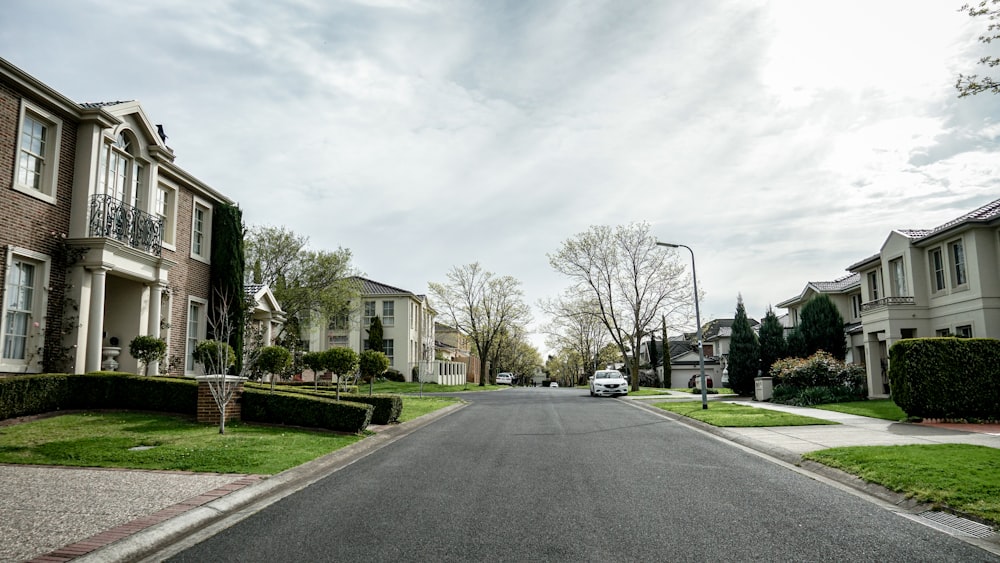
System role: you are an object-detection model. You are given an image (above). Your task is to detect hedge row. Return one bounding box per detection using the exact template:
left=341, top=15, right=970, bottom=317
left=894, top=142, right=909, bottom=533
left=0, top=373, right=373, bottom=433
left=244, top=384, right=401, bottom=424
left=890, top=338, right=1000, bottom=420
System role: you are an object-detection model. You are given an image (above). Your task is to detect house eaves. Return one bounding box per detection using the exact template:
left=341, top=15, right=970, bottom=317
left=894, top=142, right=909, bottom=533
left=912, top=197, right=1000, bottom=246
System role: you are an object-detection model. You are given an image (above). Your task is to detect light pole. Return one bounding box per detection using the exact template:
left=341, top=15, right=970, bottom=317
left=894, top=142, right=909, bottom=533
left=656, top=242, right=708, bottom=410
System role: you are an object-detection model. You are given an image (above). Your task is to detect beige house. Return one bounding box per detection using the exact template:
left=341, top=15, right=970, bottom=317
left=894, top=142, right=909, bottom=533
left=846, top=198, right=1000, bottom=397
left=776, top=273, right=865, bottom=367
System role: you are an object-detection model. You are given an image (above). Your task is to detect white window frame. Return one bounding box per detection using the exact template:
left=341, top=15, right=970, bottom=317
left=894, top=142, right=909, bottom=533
left=867, top=270, right=880, bottom=301
left=383, top=301, right=395, bottom=327
left=12, top=102, right=62, bottom=205
left=929, top=247, right=946, bottom=293
left=363, top=300, right=376, bottom=329
left=0, top=247, right=51, bottom=373
left=185, top=296, right=208, bottom=375
left=949, top=239, right=967, bottom=288
left=850, top=294, right=862, bottom=319
left=955, top=325, right=973, bottom=338
left=190, top=196, right=212, bottom=263
left=155, top=182, right=178, bottom=250
left=888, top=257, right=907, bottom=297
left=384, top=338, right=394, bottom=366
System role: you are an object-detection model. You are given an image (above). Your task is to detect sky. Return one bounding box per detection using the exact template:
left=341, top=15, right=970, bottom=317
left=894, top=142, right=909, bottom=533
left=3, top=1, right=999, bottom=354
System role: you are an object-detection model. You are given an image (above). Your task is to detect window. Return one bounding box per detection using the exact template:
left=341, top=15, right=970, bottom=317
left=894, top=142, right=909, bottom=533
left=384, top=339, right=394, bottom=366
left=99, top=132, right=141, bottom=203
left=900, top=328, right=916, bottom=339
left=13, top=103, right=62, bottom=203
left=935, top=328, right=951, bottom=337
left=950, top=240, right=967, bottom=287
left=328, top=314, right=349, bottom=331
left=382, top=301, right=394, bottom=327
left=867, top=271, right=880, bottom=301
left=955, top=325, right=973, bottom=338
left=155, top=184, right=177, bottom=247
left=363, top=300, right=376, bottom=328
left=185, top=298, right=207, bottom=373
left=930, top=248, right=945, bottom=292
left=329, top=335, right=348, bottom=348
left=850, top=294, right=862, bottom=319
left=190, top=197, right=212, bottom=262
left=1, top=249, right=50, bottom=372
left=888, top=258, right=907, bottom=297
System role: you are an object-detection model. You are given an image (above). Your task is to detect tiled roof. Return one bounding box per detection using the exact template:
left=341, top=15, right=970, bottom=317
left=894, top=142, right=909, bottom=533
left=897, top=229, right=932, bottom=239
left=351, top=276, right=415, bottom=296
left=809, top=272, right=860, bottom=292
left=245, top=283, right=264, bottom=297
left=916, top=197, right=1000, bottom=241
left=79, top=101, right=133, bottom=109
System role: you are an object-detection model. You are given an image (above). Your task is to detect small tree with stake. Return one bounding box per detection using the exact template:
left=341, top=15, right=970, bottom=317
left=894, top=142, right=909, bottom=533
left=129, top=335, right=166, bottom=376
left=324, top=346, right=359, bottom=400
left=258, top=345, right=293, bottom=393
left=359, top=349, right=389, bottom=396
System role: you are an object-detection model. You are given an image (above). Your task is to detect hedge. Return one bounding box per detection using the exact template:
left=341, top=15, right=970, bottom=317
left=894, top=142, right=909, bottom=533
left=241, top=388, right=372, bottom=433
left=339, top=394, right=403, bottom=425
left=889, top=337, right=1000, bottom=420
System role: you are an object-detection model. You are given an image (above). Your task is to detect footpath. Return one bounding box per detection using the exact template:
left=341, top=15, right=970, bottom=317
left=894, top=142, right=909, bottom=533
left=5, top=396, right=1000, bottom=562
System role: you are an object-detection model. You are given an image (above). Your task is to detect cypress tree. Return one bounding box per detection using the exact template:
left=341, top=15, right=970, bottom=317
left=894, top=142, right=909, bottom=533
left=209, top=202, right=246, bottom=374
left=367, top=316, right=385, bottom=354
left=758, top=306, right=787, bottom=376
left=799, top=294, right=846, bottom=360
left=728, top=295, right=759, bottom=396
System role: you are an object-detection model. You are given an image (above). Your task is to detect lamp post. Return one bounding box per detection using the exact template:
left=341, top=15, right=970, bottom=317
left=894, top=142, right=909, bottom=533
left=656, top=242, right=708, bottom=410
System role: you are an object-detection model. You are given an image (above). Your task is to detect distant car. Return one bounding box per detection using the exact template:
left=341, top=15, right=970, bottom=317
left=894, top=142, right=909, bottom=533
left=590, top=369, right=628, bottom=397
left=496, top=372, right=513, bottom=385
left=550, top=381, right=559, bottom=387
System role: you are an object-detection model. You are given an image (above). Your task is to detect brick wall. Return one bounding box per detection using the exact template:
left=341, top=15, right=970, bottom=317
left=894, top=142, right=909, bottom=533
left=196, top=379, right=244, bottom=424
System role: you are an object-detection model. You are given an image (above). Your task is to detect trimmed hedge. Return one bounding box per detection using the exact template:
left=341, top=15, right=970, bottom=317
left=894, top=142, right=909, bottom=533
left=0, top=373, right=199, bottom=420
left=890, top=338, right=1000, bottom=420
left=241, top=388, right=372, bottom=433
left=340, top=394, right=403, bottom=425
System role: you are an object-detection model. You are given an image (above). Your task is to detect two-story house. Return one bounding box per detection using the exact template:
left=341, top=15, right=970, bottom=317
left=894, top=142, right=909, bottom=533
left=776, top=273, right=865, bottom=366
left=308, top=276, right=437, bottom=381
left=847, top=197, right=1000, bottom=397
left=1, top=57, right=237, bottom=377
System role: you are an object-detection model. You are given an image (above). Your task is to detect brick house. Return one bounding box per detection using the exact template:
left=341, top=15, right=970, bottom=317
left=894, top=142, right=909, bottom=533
left=1, top=57, right=237, bottom=376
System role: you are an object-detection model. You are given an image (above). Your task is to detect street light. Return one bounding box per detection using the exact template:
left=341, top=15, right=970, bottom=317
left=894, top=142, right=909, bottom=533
left=656, top=242, right=708, bottom=410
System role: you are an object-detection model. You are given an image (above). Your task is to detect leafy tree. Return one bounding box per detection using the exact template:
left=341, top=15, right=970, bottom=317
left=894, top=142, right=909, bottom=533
left=758, top=306, right=787, bottom=376
left=324, top=346, right=359, bottom=400
left=798, top=294, right=846, bottom=360
left=727, top=296, right=759, bottom=396
left=429, top=263, right=531, bottom=387
left=194, top=340, right=236, bottom=375
left=549, top=222, right=693, bottom=392
left=957, top=1, right=1000, bottom=97
left=257, top=345, right=293, bottom=392
left=367, top=315, right=384, bottom=354
left=128, top=335, right=166, bottom=376
left=244, top=225, right=357, bottom=344
left=359, top=349, right=390, bottom=396
left=301, top=351, right=326, bottom=390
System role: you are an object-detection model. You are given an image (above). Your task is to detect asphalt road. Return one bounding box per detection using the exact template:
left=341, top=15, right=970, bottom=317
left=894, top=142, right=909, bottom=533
left=165, top=387, right=998, bottom=562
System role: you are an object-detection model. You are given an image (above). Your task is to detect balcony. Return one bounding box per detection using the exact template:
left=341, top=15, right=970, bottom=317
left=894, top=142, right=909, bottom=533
left=860, top=296, right=915, bottom=312
left=89, top=194, right=164, bottom=257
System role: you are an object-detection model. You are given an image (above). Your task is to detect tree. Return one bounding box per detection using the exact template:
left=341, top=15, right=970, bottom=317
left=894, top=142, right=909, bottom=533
left=758, top=306, right=787, bottom=377
left=798, top=294, right=847, bottom=360
left=539, top=293, right=611, bottom=385
left=244, top=225, right=357, bottom=344
left=429, top=263, right=531, bottom=387
left=257, top=345, right=293, bottom=392
left=786, top=328, right=808, bottom=359
left=549, top=223, right=692, bottom=392
left=301, top=351, right=326, bottom=391
left=324, top=346, right=359, bottom=400
left=727, top=295, right=759, bottom=396
left=128, top=335, right=166, bottom=376
left=367, top=315, right=384, bottom=354
left=661, top=316, right=671, bottom=388
left=359, top=349, right=390, bottom=396
left=957, top=1, right=1000, bottom=97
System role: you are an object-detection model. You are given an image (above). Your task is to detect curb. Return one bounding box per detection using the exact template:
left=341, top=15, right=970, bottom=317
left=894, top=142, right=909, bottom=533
left=75, top=401, right=468, bottom=562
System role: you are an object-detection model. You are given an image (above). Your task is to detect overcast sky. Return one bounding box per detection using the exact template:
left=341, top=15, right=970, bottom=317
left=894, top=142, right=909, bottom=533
left=4, top=1, right=999, bottom=352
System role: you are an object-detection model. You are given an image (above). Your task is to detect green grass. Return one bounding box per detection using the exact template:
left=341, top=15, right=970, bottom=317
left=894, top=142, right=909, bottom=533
left=804, top=444, right=1000, bottom=525
left=0, top=412, right=362, bottom=474
left=812, top=399, right=907, bottom=421
left=398, top=396, right=462, bottom=422
left=364, top=381, right=506, bottom=394
left=652, top=401, right=838, bottom=427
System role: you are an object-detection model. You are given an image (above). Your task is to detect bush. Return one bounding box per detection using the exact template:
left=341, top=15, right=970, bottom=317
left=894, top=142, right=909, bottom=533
left=241, top=388, right=372, bottom=432
left=769, top=351, right=866, bottom=406
left=194, top=340, right=236, bottom=374
left=340, top=394, right=403, bottom=424
left=890, top=337, right=1000, bottom=420
left=383, top=369, right=406, bottom=383
left=128, top=335, right=167, bottom=376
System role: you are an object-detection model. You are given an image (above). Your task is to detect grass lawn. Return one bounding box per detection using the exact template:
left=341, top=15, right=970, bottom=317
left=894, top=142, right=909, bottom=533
left=812, top=399, right=908, bottom=421
left=804, top=444, right=1000, bottom=525
left=652, top=400, right=838, bottom=427
left=397, top=396, right=462, bottom=422
left=0, top=412, right=362, bottom=474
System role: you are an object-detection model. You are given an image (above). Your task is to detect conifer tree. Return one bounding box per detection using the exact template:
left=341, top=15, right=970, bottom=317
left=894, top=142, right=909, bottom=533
left=758, top=306, right=787, bottom=376
left=799, top=294, right=846, bottom=360
left=727, top=295, right=759, bottom=396
left=367, top=316, right=384, bottom=354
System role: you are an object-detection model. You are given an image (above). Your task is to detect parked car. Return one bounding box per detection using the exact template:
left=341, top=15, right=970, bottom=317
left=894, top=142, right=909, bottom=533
left=687, top=374, right=714, bottom=388
left=590, top=369, right=628, bottom=397
left=496, top=372, right=513, bottom=385
left=550, top=381, right=559, bottom=387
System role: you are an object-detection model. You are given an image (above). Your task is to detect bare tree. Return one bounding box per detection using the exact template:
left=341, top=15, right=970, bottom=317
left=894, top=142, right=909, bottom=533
left=549, top=223, right=692, bottom=392
left=539, top=292, right=611, bottom=384
left=429, top=263, right=531, bottom=386
left=957, top=1, right=1000, bottom=97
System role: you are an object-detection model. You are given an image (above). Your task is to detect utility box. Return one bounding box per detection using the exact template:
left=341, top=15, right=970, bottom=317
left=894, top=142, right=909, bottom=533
left=754, top=377, right=773, bottom=402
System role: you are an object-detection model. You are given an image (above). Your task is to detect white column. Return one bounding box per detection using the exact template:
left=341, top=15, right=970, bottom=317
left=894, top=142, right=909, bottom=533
left=147, top=283, right=164, bottom=375
left=86, top=266, right=109, bottom=373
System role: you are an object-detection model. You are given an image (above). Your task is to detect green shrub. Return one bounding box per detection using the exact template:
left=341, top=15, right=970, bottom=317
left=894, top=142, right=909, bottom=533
left=383, top=369, right=406, bottom=383
left=241, top=388, right=372, bottom=432
left=769, top=351, right=866, bottom=406
left=194, top=340, right=236, bottom=374
left=890, top=338, right=1000, bottom=419
left=340, top=394, right=403, bottom=424
left=128, top=335, right=167, bottom=376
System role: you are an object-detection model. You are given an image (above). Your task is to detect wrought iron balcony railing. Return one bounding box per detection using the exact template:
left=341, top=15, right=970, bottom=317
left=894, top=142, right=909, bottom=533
left=861, top=296, right=915, bottom=312
left=89, top=194, right=164, bottom=257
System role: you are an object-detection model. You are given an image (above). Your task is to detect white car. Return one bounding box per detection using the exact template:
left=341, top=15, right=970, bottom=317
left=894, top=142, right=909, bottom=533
left=496, top=372, right=513, bottom=385
left=590, top=369, right=628, bottom=397
left=549, top=381, right=559, bottom=387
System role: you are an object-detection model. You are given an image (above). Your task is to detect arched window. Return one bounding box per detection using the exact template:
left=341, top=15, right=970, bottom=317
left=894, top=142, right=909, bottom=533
left=98, top=131, right=143, bottom=205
